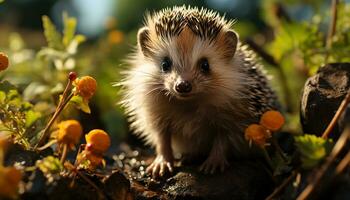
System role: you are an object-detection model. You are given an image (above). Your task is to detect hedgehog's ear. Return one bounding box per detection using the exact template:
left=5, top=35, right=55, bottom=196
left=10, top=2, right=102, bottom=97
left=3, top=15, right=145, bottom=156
left=137, top=27, right=152, bottom=57
left=223, top=30, right=238, bottom=59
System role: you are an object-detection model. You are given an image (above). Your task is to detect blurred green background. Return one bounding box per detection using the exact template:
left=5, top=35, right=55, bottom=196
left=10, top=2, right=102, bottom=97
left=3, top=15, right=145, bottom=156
left=0, top=0, right=349, bottom=146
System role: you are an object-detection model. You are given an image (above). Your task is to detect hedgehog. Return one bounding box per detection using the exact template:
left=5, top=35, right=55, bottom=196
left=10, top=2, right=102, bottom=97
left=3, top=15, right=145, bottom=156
left=119, top=6, right=279, bottom=177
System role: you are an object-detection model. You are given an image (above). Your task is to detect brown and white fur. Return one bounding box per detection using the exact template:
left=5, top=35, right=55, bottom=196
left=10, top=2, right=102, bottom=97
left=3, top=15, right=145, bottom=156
left=120, top=6, right=278, bottom=177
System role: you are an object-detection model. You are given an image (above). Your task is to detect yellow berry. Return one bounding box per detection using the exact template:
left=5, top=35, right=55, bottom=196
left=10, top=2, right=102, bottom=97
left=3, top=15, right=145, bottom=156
left=85, top=129, right=111, bottom=155
left=57, top=120, right=83, bottom=148
left=0, top=52, right=9, bottom=71
left=244, top=124, right=270, bottom=147
left=75, top=76, right=97, bottom=100
left=260, top=110, right=285, bottom=131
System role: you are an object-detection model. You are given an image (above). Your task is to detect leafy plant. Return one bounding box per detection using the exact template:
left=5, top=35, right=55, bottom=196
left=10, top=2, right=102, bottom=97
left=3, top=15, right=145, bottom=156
left=294, top=134, right=333, bottom=169
left=0, top=81, right=42, bottom=149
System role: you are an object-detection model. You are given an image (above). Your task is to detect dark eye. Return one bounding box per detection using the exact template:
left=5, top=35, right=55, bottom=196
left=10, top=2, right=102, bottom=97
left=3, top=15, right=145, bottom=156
left=161, top=57, right=172, bottom=72
left=199, top=58, right=210, bottom=73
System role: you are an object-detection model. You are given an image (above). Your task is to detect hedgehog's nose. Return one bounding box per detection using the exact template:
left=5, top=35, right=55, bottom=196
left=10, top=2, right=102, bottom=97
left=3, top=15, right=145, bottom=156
left=175, top=80, right=192, bottom=94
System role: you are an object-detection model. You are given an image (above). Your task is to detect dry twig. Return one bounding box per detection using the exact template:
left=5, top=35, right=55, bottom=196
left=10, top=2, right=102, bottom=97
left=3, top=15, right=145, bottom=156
left=296, top=127, right=350, bottom=200
left=322, top=89, right=350, bottom=139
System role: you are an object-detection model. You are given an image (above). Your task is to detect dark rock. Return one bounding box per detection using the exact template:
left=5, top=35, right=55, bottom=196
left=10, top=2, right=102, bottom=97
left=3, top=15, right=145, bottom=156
left=300, top=63, right=350, bottom=138
left=22, top=169, right=102, bottom=200
left=131, top=181, right=164, bottom=200
left=111, top=149, right=274, bottom=200
left=14, top=145, right=274, bottom=200
left=4, top=144, right=53, bottom=167
left=103, top=170, right=131, bottom=200
left=163, top=161, right=274, bottom=200
left=5, top=144, right=41, bottom=167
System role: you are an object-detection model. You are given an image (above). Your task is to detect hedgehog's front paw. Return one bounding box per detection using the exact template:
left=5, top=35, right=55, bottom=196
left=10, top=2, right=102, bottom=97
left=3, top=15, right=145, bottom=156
left=146, top=155, right=173, bottom=178
left=199, top=156, right=229, bottom=174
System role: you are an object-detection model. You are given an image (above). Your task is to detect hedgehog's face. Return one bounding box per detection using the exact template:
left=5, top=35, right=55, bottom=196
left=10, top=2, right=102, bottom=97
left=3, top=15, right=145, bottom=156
left=136, top=7, right=243, bottom=103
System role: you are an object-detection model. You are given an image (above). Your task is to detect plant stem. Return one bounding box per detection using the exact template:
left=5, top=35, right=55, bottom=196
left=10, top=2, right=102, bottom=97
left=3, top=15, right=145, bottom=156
left=272, top=137, right=288, bottom=162
left=296, top=127, right=350, bottom=200
left=262, top=148, right=274, bottom=171
left=321, top=89, right=350, bottom=139
left=325, top=0, right=339, bottom=62
left=266, top=170, right=298, bottom=200
left=326, top=0, right=339, bottom=49
left=36, top=139, right=57, bottom=151
left=335, top=150, right=350, bottom=174
left=0, top=149, right=3, bottom=166
left=60, top=144, right=68, bottom=164
left=36, top=79, right=74, bottom=148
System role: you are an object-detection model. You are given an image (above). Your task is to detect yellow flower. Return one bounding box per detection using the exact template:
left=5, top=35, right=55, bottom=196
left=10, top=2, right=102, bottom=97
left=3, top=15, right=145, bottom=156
left=244, top=124, right=271, bottom=147
left=0, top=167, right=22, bottom=198
left=75, top=76, right=97, bottom=100
left=0, top=52, right=9, bottom=71
left=57, top=120, right=83, bottom=149
left=85, top=129, right=111, bottom=155
left=260, top=110, right=285, bottom=131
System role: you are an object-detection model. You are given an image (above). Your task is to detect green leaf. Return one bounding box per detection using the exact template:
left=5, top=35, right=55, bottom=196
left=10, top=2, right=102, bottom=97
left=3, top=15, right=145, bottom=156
left=42, top=15, right=64, bottom=50
left=7, top=90, right=22, bottom=107
left=63, top=13, right=77, bottom=47
left=0, top=91, right=6, bottom=104
left=36, top=156, right=63, bottom=174
left=66, top=35, right=86, bottom=55
left=9, top=33, right=25, bottom=51
left=0, top=81, right=17, bottom=93
left=294, top=134, right=333, bottom=169
left=70, top=95, right=91, bottom=114
left=25, top=110, right=42, bottom=128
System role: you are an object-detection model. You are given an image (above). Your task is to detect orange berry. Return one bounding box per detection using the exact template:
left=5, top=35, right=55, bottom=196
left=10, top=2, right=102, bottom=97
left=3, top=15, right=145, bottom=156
left=260, top=110, right=285, bottom=131
left=108, top=30, right=124, bottom=44
left=244, top=124, right=270, bottom=147
left=57, top=120, right=83, bottom=148
left=76, top=149, right=104, bottom=169
left=4, top=167, right=22, bottom=185
left=0, top=52, right=9, bottom=71
left=85, top=129, right=111, bottom=155
left=0, top=133, right=9, bottom=151
left=0, top=167, right=22, bottom=198
left=75, top=76, right=97, bottom=100
left=85, top=150, right=104, bottom=166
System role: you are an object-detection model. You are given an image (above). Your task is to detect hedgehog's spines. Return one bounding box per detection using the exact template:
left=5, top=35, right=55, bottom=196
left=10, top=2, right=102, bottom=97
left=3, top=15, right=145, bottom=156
left=149, top=5, right=235, bottom=42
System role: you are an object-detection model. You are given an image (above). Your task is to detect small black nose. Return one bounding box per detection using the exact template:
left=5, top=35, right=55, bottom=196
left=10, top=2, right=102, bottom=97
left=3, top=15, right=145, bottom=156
left=175, top=80, right=192, bottom=93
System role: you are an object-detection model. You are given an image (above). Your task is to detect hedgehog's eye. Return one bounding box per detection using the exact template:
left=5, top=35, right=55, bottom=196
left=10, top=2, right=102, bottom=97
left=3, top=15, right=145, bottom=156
left=199, top=58, right=210, bottom=73
left=161, top=57, right=172, bottom=73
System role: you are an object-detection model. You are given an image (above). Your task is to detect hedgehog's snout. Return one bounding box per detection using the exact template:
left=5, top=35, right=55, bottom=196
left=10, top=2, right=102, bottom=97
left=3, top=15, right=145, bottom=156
left=175, top=80, right=192, bottom=94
